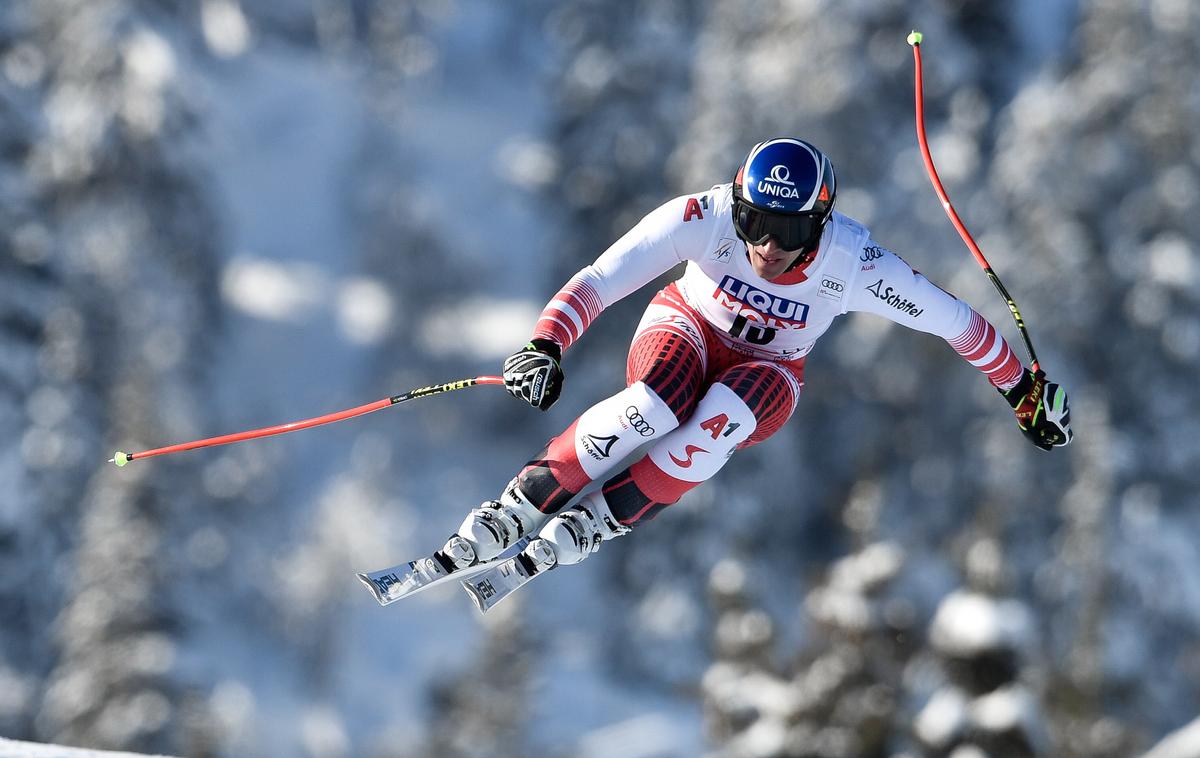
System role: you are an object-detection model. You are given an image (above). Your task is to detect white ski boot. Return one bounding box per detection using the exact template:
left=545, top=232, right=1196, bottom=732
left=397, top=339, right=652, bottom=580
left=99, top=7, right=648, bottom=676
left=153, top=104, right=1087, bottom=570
left=439, top=479, right=549, bottom=569
left=461, top=492, right=631, bottom=612
left=357, top=480, right=549, bottom=606
left=536, top=490, right=631, bottom=566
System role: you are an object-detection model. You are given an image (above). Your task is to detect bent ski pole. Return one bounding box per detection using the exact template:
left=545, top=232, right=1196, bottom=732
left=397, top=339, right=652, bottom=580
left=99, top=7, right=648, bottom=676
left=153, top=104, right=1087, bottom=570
left=109, top=376, right=503, bottom=466
left=907, top=31, right=1041, bottom=373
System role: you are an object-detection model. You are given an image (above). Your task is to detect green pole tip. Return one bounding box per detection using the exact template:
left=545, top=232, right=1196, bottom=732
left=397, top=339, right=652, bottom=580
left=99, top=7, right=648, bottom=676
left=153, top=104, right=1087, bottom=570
left=907, top=31, right=923, bottom=46
left=112, top=451, right=129, bottom=467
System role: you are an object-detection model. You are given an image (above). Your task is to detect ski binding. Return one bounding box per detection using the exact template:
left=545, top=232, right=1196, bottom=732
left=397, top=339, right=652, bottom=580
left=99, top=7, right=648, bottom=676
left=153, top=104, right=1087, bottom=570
left=460, top=538, right=558, bottom=613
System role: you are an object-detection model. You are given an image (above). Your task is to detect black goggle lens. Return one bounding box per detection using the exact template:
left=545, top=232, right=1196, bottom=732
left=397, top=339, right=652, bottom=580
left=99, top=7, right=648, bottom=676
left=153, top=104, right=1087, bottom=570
left=733, top=201, right=824, bottom=252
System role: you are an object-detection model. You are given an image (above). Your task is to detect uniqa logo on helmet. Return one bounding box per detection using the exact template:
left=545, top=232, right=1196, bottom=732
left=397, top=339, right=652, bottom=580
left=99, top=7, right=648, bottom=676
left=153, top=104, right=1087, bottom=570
left=755, top=164, right=802, bottom=199
left=743, top=140, right=823, bottom=213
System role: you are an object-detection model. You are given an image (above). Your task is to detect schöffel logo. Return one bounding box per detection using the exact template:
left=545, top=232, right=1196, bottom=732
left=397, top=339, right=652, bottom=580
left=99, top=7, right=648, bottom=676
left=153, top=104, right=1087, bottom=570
left=714, top=276, right=809, bottom=328
left=756, top=164, right=803, bottom=199
left=582, top=433, right=619, bottom=460
left=865, top=279, right=925, bottom=317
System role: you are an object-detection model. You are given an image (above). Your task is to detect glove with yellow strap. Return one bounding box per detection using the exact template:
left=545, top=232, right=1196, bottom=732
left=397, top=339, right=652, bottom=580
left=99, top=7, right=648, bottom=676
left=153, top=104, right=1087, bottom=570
left=1000, top=368, right=1073, bottom=451
left=503, top=338, right=563, bottom=411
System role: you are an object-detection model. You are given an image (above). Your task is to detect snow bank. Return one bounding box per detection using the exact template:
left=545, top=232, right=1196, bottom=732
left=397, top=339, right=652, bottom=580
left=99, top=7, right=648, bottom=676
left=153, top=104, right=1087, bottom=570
left=0, top=738, right=177, bottom=758
left=1142, top=715, right=1200, bottom=758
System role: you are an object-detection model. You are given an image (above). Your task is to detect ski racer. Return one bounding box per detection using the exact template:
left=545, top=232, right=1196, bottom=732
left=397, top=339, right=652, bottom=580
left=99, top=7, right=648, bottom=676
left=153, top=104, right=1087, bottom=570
left=440, top=137, right=1073, bottom=591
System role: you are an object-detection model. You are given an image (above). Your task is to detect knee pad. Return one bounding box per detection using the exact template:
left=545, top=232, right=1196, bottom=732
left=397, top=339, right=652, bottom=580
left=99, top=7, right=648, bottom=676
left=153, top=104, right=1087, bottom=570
left=647, top=383, right=757, bottom=483
left=572, top=381, right=679, bottom=480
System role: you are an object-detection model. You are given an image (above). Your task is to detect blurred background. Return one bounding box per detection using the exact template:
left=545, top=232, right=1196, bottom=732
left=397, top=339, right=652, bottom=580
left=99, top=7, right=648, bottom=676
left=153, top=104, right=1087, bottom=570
left=2, top=0, right=1198, bottom=756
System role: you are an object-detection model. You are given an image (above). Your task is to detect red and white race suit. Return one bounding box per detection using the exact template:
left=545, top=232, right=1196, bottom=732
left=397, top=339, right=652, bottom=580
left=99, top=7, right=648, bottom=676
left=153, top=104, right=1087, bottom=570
left=515, top=184, right=1024, bottom=524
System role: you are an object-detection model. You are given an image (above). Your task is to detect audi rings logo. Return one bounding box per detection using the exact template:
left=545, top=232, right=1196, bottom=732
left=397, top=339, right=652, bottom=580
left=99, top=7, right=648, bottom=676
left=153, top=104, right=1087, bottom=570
left=860, top=245, right=885, bottom=263
left=818, top=274, right=846, bottom=302
left=625, top=406, right=655, bottom=436
left=767, top=164, right=794, bottom=185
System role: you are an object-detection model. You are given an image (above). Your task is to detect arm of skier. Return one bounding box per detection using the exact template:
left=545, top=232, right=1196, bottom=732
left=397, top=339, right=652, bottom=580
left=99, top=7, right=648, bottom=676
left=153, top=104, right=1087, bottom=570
left=503, top=196, right=695, bottom=410
left=848, top=243, right=1072, bottom=449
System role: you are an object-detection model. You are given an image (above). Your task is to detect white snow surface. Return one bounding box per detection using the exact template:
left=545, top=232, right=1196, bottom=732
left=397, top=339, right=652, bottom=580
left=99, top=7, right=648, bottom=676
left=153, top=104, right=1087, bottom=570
left=0, top=739, right=176, bottom=758
left=1142, top=715, right=1200, bottom=758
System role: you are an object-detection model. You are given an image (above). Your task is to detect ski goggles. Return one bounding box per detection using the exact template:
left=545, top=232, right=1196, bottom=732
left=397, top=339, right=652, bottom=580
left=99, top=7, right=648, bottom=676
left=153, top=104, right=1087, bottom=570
left=732, top=199, right=826, bottom=252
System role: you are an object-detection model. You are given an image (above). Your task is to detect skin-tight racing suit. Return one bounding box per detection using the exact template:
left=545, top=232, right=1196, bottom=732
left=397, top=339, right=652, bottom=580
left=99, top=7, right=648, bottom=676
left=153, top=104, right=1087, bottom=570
left=513, top=184, right=1023, bottom=525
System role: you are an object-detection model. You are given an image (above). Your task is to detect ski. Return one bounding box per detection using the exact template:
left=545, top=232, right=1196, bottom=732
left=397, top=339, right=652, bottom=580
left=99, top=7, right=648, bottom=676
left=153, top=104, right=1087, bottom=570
left=357, top=536, right=532, bottom=606
left=460, top=538, right=558, bottom=613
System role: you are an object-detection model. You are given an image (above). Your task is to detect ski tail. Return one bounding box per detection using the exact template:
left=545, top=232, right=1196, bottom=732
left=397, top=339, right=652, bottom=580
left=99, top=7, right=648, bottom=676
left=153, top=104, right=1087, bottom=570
left=357, top=570, right=398, bottom=605
left=357, top=536, right=534, bottom=606
left=357, top=554, right=452, bottom=606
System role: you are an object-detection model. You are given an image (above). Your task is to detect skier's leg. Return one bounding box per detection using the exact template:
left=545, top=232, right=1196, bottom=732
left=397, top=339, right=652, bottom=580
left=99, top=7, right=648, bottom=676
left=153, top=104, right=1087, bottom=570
left=512, top=379, right=681, bottom=512
left=512, top=291, right=708, bottom=515
left=443, top=293, right=706, bottom=568
left=598, top=360, right=804, bottom=525
left=533, top=360, right=802, bottom=566
left=530, top=374, right=761, bottom=566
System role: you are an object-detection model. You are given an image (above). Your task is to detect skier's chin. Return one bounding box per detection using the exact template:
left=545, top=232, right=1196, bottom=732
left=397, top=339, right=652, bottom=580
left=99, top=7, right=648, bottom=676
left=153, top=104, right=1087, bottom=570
left=750, top=248, right=796, bottom=279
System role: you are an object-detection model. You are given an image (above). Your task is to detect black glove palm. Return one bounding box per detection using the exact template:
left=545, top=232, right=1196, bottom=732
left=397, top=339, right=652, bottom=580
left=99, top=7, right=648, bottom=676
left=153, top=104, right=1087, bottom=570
left=503, top=339, right=563, bottom=411
left=1001, top=369, right=1073, bottom=451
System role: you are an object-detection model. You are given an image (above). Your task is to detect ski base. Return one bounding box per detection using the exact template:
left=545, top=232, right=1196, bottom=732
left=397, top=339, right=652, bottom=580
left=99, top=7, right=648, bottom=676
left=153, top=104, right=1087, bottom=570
left=460, top=539, right=557, bottom=613
left=357, top=536, right=531, bottom=606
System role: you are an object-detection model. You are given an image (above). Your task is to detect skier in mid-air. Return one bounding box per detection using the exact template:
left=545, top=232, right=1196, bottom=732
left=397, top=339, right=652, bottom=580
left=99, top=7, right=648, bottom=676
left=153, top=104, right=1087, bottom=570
left=383, top=137, right=1073, bottom=608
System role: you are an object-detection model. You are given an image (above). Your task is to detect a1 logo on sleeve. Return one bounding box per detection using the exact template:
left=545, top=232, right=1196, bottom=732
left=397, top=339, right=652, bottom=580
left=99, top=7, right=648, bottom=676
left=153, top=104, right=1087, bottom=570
left=818, top=275, right=845, bottom=301
left=683, top=195, right=709, bottom=222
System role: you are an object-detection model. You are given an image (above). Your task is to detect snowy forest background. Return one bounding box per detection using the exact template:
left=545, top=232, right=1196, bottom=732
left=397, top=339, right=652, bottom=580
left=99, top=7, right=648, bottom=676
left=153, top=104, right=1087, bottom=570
left=2, top=1, right=1198, bottom=756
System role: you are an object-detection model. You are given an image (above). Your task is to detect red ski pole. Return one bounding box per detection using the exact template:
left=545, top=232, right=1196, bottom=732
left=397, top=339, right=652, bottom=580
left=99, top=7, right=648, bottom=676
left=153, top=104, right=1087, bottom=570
left=109, top=376, right=503, bottom=466
left=908, top=31, right=1041, bottom=373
